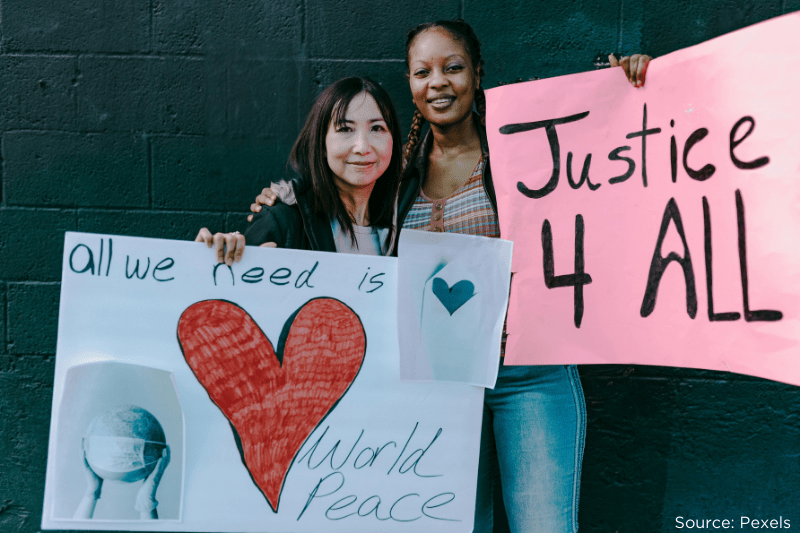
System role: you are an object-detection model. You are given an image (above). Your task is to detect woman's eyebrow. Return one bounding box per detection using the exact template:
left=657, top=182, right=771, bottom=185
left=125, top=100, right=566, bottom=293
left=411, top=54, right=463, bottom=70
left=340, top=118, right=385, bottom=123
left=412, top=54, right=464, bottom=64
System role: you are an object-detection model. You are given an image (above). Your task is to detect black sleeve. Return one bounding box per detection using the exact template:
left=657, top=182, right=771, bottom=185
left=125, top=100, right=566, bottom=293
left=243, top=203, right=304, bottom=248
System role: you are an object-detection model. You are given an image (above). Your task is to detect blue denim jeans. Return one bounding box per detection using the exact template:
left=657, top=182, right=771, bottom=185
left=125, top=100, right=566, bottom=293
left=473, top=364, right=586, bottom=532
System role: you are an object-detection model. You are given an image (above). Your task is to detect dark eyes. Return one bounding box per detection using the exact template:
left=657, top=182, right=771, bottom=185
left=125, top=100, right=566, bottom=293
left=413, top=64, right=464, bottom=77
left=335, top=124, right=387, bottom=132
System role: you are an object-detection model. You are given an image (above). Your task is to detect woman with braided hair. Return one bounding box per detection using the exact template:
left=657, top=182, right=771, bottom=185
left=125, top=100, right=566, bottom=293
left=396, top=20, right=648, bottom=532
left=247, top=19, right=650, bottom=532
left=400, top=20, right=586, bottom=532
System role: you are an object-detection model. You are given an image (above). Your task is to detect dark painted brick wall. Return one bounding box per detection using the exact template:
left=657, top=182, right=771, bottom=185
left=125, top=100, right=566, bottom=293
left=0, top=0, right=799, bottom=532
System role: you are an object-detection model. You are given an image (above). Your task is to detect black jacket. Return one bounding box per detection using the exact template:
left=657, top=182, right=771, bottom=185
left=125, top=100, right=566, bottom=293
left=244, top=176, right=338, bottom=252
left=393, top=113, right=499, bottom=254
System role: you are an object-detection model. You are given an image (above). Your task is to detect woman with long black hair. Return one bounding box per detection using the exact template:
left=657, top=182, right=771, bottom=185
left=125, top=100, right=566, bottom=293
left=196, top=76, right=402, bottom=260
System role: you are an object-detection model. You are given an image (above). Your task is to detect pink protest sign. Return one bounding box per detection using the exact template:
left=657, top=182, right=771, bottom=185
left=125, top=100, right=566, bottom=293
left=485, top=13, right=799, bottom=385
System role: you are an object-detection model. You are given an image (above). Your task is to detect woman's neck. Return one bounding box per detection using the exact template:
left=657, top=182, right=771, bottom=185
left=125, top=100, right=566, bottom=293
left=338, top=186, right=373, bottom=227
left=429, top=112, right=481, bottom=158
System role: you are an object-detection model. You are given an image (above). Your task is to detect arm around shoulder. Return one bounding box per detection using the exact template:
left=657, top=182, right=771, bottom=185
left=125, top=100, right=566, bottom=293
left=243, top=201, right=305, bottom=249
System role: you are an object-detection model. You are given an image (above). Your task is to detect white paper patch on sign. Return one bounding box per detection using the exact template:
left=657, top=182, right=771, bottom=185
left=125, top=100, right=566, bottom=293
left=51, top=362, right=183, bottom=522
left=398, top=229, right=514, bottom=388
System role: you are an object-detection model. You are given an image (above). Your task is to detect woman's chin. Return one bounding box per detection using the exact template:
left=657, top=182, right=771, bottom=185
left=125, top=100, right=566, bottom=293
left=336, top=174, right=383, bottom=191
left=425, top=106, right=473, bottom=127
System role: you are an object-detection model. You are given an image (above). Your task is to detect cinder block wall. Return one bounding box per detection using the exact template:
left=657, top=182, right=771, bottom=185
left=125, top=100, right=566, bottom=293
left=0, top=0, right=799, bottom=531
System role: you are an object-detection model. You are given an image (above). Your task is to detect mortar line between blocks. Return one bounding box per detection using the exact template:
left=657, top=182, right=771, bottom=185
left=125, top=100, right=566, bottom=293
left=2, top=283, right=7, bottom=352
left=149, top=0, right=155, bottom=53
left=308, top=58, right=406, bottom=62
left=0, top=136, right=5, bottom=208
left=4, top=51, right=204, bottom=60
left=146, top=136, right=153, bottom=209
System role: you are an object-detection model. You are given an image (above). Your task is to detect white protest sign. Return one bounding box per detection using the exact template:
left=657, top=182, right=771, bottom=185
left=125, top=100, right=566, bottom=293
left=397, top=230, right=513, bottom=388
left=42, top=232, right=484, bottom=532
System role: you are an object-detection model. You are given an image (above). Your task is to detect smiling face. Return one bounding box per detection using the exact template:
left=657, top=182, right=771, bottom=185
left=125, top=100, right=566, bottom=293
left=325, top=92, right=394, bottom=197
left=407, top=28, right=480, bottom=127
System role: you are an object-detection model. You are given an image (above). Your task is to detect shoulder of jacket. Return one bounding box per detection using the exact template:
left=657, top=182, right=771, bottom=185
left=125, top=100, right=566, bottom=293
left=266, top=201, right=303, bottom=223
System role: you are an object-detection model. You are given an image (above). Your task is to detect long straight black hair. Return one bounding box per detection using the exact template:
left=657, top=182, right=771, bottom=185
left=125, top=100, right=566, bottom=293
left=288, top=77, right=402, bottom=246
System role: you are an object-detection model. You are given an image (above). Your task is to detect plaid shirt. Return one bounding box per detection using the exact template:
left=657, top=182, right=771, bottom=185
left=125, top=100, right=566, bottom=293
left=402, top=158, right=500, bottom=237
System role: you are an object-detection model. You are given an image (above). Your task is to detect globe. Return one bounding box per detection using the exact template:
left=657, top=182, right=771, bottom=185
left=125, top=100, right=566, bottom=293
left=84, top=405, right=166, bottom=482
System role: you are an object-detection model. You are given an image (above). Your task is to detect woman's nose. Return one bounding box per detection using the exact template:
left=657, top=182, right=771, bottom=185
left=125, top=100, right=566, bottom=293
left=352, top=129, right=370, bottom=153
left=429, top=70, right=448, bottom=88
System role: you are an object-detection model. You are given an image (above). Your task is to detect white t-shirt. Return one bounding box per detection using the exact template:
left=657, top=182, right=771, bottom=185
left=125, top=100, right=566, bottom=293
left=331, top=221, right=386, bottom=255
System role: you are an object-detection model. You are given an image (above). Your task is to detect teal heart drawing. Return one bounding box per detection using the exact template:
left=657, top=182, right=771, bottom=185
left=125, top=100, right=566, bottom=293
left=432, top=277, right=475, bottom=315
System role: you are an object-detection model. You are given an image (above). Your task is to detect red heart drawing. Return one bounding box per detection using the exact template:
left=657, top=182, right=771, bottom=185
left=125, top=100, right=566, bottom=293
left=177, top=298, right=365, bottom=512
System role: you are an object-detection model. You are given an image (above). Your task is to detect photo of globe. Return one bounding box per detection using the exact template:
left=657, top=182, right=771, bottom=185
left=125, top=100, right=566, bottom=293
left=84, top=406, right=167, bottom=483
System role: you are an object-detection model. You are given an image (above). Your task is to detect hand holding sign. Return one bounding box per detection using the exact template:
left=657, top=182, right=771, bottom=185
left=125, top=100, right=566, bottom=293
left=609, top=53, right=652, bottom=87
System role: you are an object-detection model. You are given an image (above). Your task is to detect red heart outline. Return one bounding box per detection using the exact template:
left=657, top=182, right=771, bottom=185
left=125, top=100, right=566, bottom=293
left=177, top=298, right=366, bottom=512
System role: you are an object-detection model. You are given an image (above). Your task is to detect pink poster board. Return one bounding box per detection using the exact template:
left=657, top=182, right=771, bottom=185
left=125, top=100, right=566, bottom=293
left=485, top=13, right=799, bottom=385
